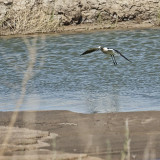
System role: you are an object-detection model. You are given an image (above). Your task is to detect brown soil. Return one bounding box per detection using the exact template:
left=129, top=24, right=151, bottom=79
left=0, top=110, right=160, bottom=160
left=55, top=21, right=156, bottom=34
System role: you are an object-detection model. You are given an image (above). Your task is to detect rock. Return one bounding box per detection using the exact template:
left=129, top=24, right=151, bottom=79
left=0, top=4, right=7, bottom=20
left=2, top=0, right=12, bottom=5
left=0, top=126, right=57, bottom=154
left=0, top=126, right=102, bottom=160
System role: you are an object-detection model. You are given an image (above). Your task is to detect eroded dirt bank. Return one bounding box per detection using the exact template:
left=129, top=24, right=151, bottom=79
left=0, top=0, right=160, bottom=35
left=0, top=110, right=160, bottom=160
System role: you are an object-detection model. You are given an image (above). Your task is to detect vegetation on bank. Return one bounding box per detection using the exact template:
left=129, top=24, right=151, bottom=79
left=0, top=7, right=59, bottom=35
left=157, top=10, right=160, bottom=26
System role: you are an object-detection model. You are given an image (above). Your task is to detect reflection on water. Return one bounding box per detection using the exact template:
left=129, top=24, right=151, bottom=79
left=0, top=29, right=160, bottom=113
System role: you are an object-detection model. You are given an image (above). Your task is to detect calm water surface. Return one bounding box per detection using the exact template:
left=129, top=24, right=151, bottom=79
left=0, top=29, right=160, bottom=113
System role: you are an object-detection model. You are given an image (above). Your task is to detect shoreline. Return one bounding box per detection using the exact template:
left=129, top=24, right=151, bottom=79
left=0, top=21, right=160, bottom=38
left=55, top=21, right=158, bottom=34
left=0, top=110, right=160, bottom=159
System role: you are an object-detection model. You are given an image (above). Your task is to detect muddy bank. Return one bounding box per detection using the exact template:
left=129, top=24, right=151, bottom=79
left=0, top=110, right=160, bottom=160
left=0, top=0, right=160, bottom=35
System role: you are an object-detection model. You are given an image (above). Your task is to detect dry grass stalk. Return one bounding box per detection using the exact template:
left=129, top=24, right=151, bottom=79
left=121, top=119, right=131, bottom=160
left=0, top=38, right=38, bottom=156
left=157, top=10, right=160, bottom=26
left=106, top=140, right=111, bottom=160
left=143, top=136, right=156, bottom=160
left=0, top=7, right=59, bottom=35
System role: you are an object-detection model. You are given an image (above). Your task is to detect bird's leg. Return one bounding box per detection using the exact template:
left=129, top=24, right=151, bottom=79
left=112, top=55, right=117, bottom=65
left=111, top=55, right=117, bottom=65
left=111, top=55, right=115, bottom=65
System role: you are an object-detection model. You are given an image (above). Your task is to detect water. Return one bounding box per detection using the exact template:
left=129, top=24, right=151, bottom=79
left=0, top=29, right=160, bottom=113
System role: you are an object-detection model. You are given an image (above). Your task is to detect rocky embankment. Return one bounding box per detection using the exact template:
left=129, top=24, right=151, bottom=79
left=0, top=0, right=160, bottom=35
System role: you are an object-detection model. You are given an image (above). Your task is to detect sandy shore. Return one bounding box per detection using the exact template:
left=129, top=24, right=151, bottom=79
left=55, top=21, right=157, bottom=34
left=0, top=110, right=160, bottom=160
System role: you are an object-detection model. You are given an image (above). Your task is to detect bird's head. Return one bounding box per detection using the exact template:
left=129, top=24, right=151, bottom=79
left=98, top=46, right=102, bottom=49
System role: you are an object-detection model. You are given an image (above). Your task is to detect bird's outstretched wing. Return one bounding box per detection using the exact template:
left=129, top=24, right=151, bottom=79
left=81, top=48, right=99, bottom=55
left=113, top=49, right=132, bottom=63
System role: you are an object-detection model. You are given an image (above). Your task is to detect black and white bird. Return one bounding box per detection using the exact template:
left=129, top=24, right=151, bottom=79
left=81, top=46, right=131, bottom=65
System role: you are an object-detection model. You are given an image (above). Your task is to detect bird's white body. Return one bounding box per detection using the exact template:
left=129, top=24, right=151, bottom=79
left=102, top=48, right=115, bottom=55
left=98, top=46, right=116, bottom=55
left=81, top=46, right=131, bottom=65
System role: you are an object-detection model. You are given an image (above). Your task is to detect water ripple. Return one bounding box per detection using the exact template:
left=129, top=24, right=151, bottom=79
left=0, top=29, right=160, bottom=113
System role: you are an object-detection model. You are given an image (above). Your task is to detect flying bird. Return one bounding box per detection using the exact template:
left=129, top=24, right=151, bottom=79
left=81, top=46, right=131, bottom=65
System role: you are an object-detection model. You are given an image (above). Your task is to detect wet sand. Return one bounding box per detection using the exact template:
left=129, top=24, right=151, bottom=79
left=0, top=110, right=160, bottom=160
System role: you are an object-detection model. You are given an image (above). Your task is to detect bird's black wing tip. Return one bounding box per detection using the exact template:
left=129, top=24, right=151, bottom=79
left=80, top=48, right=99, bottom=56
left=114, top=49, right=132, bottom=63
left=80, top=52, right=87, bottom=56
